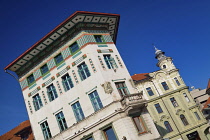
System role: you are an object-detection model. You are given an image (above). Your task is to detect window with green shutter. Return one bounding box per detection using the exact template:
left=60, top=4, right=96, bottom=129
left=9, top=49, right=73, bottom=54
left=89, top=90, right=103, bottom=111
left=55, top=111, right=68, bottom=132
left=78, top=62, right=91, bottom=81
left=103, top=55, right=117, bottom=69
left=33, top=94, right=43, bottom=111
left=72, top=102, right=85, bottom=122
left=61, top=74, right=74, bottom=91
left=54, top=53, right=64, bottom=65
left=40, top=121, right=52, bottom=140
left=47, top=84, right=58, bottom=101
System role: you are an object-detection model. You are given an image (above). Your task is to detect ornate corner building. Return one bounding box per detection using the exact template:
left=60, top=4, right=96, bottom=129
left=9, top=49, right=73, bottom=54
left=4, top=12, right=161, bottom=140
left=132, top=47, right=210, bottom=140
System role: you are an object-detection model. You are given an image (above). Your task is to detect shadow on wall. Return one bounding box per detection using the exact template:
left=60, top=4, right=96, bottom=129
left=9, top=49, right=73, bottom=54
left=155, top=123, right=167, bottom=138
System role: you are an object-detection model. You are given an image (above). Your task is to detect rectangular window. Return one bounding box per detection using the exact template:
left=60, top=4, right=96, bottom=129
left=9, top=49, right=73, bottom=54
left=70, top=42, right=79, bottom=54
left=81, top=135, right=94, bottom=140
left=170, top=97, right=179, bottom=107
left=183, top=93, right=190, bottom=102
left=194, top=112, right=201, bottom=120
left=78, top=62, right=91, bottom=81
left=41, top=64, right=49, bottom=75
left=40, top=121, right=52, bottom=140
left=55, top=111, right=68, bottom=132
left=115, top=82, right=129, bottom=97
left=27, top=74, right=35, bottom=85
left=161, top=82, right=169, bottom=90
left=89, top=90, right=103, bottom=111
left=146, top=87, right=154, bottom=96
left=133, top=116, right=147, bottom=134
left=174, top=77, right=181, bottom=86
left=47, top=84, right=58, bottom=101
left=103, top=55, right=117, bottom=69
left=54, top=53, right=64, bottom=65
left=155, top=103, right=163, bottom=113
left=94, top=35, right=103, bottom=43
left=103, top=126, right=117, bottom=140
left=62, top=74, right=74, bottom=91
left=72, top=102, right=85, bottom=122
left=33, top=94, right=43, bottom=111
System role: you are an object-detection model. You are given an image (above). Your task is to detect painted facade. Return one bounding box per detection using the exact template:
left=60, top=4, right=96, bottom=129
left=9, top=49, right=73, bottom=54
left=4, top=11, right=160, bottom=140
left=132, top=47, right=210, bottom=140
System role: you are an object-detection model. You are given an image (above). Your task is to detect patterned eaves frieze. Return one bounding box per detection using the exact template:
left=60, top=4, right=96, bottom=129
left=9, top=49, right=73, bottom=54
left=4, top=11, right=120, bottom=73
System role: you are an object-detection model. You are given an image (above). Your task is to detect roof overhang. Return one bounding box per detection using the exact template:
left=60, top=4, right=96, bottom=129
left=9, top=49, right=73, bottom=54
left=4, top=11, right=120, bottom=72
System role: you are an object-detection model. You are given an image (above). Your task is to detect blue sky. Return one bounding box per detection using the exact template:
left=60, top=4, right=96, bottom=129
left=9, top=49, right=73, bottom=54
left=1, top=0, right=210, bottom=135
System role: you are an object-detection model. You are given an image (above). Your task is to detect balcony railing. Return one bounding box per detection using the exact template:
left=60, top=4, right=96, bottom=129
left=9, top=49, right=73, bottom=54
left=121, top=92, right=146, bottom=107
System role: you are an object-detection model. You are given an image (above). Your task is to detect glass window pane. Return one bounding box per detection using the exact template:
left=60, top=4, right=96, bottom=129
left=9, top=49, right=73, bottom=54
left=104, top=127, right=117, bottom=140
left=70, top=42, right=79, bottom=53
left=55, top=53, right=63, bottom=64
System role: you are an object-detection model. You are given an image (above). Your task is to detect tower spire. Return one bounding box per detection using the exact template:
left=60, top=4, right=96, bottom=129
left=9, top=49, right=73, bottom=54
left=154, top=46, right=166, bottom=60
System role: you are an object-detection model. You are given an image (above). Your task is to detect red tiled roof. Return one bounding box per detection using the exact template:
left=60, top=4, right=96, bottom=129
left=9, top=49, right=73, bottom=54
left=131, top=73, right=150, bottom=81
left=207, top=79, right=210, bottom=90
left=203, top=97, right=210, bottom=110
left=0, top=120, right=34, bottom=140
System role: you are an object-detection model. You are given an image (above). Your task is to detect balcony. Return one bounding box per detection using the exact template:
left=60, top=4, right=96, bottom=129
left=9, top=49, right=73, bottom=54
left=120, top=92, right=147, bottom=113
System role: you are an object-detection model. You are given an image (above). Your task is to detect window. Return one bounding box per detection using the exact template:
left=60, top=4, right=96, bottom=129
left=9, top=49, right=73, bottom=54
left=81, top=136, right=94, bottom=140
left=183, top=93, right=190, bottom=102
left=54, top=53, right=63, bottom=65
left=115, top=82, right=129, bottom=97
left=33, top=94, right=43, bottom=111
left=164, top=121, right=173, bottom=133
left=170, top=97, right=179, bottom=107
left=161, top=82, right=169, bottom=90
left=47, top=84, right=58, bottom=101
left=194, top=112, right=201, bottom=120
left=55, top=111, right=68, bottom=132
left=78, top=62, right=91, bottom=81
left=72, top=102, right=85, bottom=122
left=40, top=121, right=52, bottom=140
left=174, top=77, right=181, bottom=86
left=163, top=65, right=166, bottom=69
left=103, top=55, right=117, bottom=69
left=41, top=64, right=49, bottom=75
left=27, top=74, right=35, bottom=85
left=155, top=103, right=163, bottom=113
left=103, top=126, right=117, bottom=140
left=94, top=35, right=103, bottom=43
left=146, top=87, right=154, bottom=96
left=89, top=90, right=103, bottom=111
left=133, top=116, right=147, bottom=134
left=70, top=42, right=79, bottom=54
left=62, top=74, right=74, bottom=91
left=180, top=114, right=189, bottom=126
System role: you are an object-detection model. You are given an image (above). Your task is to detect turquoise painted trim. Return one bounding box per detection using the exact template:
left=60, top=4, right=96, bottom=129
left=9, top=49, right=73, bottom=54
left=112, top=78, right=126, bottom=82
left=86, top=86, right=97, bottom=94
left=98, top=45, right=108, bottom=47
left=42, top=73, right=51, bottom=80
left=29, top=83, right=37, bottom=90
left=72, top=51, right=82, bottom=59
left=57, top=62, right=66, bottom=70
left=53, top=107, right=63, bottom=115
left=68, top=97, right=80, bottom=105
left=38, top=117, right=48, bottom=124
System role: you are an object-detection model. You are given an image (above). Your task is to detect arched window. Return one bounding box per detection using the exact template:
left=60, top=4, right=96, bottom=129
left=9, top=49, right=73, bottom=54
left=164, top=121, right=173, bottom=133
left=180, top=114, right=189, bottom=126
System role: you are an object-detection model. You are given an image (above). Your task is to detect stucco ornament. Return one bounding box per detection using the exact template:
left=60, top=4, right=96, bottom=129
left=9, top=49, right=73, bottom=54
left=102, top=82, right=113, bottom=94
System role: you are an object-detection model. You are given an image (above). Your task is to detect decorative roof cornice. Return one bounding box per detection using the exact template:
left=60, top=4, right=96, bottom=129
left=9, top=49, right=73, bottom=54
left=4, top=11, right=120, bottom=72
